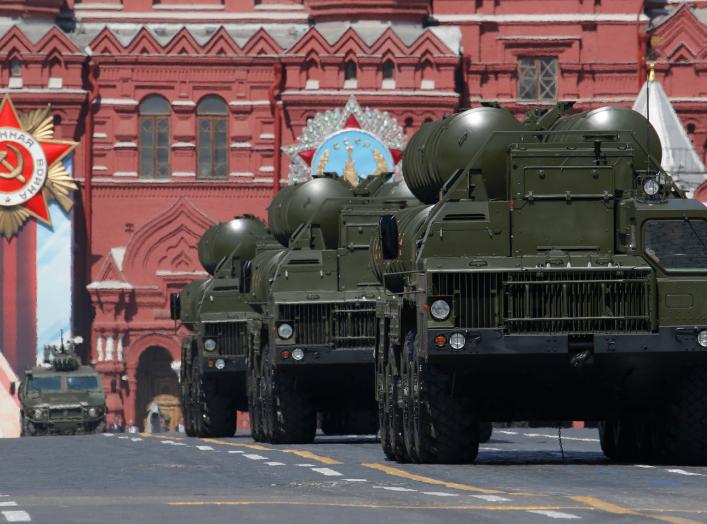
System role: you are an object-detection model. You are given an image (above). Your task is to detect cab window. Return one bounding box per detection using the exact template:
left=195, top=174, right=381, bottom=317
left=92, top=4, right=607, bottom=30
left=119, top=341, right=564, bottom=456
left=29, top=376, right=62, bottom=391
left=66, top=376, right=99, bottom=390
left=644, top=219, right=707, bottom=272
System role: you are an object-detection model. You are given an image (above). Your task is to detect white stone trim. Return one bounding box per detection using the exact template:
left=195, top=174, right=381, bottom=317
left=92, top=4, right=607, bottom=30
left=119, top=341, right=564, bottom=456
left=87, top=280, right=134, bottom=290
left=172, top=100, right=196, bottom=107
left=73, top=3, right=123, bottom=10
left=156, top=270, right=209, bottom=276
left=283, top=89, right=458, bottom=98
left=48, top=77, right=63, bottom=89
left=382, top=79, right=397, bottom=90
left=433, top=13, right=649, bottom=23
left=8, top=78, right=23, bottom=89
left=73, top=10, right=308, bottom=21
left=154, top=3, right=225, bottom=10
left=420, top=79, right=436, bottom=90
left=229, top=100, right=270, bottom=107
left=259, top=133, right=275, bottom=140
left=343, top=79, right=358, bottom=89
left=93, top=132, right=108, bottom=139
left=98, top=98, right=138, bottom=106
left=231, top=172, right=255, bottom=177
left=114, top=142, right=137, bottom=149
left=113, top=171, right=139, bottom=177
left=172, top=172, right=196, bottom=177
left=259, top=166, right=275, bottom=172
left=171, top=142, right=195, bottom=148
left=231, top=142, right=252, bottom=149
left=92, top=165, right=108, bottom=172
left=305, top=79, right=320, bottom=90
left=253, top=177, right=273, bottom=183
left=1, top=87, right=87, bottom=95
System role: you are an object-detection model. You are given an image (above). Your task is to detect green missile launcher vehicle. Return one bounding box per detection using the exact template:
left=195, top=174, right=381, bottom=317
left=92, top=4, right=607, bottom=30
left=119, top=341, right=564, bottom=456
left=13, top=337, right=106, bottom=436
left=247, top=174, right=420, bottom=444
left=374, top=103, right=707, bottom=465
left=171, top=214, right=273, bottom=437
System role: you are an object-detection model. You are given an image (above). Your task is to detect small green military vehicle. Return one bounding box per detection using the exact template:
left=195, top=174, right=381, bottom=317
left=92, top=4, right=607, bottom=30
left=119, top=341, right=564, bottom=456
left=171, top=214, right=273, bottom=437
left=247, top=174, right=420, bottom=443
left=13, top=337, right=106, bottom=436
left=373, top=103, right=707, bottom=464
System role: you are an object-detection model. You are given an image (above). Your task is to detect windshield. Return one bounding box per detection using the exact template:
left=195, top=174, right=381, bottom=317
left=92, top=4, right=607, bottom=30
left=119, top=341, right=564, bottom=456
left=66, top=376, right=99, bottom=391
left=29, top=376, right=62, bottom=392
left=644, top=219, right=707, bottom=272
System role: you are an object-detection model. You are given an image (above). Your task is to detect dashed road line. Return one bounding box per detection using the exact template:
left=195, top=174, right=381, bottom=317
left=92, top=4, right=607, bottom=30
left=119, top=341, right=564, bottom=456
left=373, top=486, right=417, bottom=492
left=636, top=465, right=656, bottom=469
left=130, top=438, right=143, bottom=442
left=282, top=449, right=343, bottom=465
left=227, top=451, right=244, bottom=454
left=472, top=495, right=511, bottom=503
left=342, top=479, right=367, bottom=482
left=527, top=510, right=581, bottom=520
left=0, top=503, right=17, bottom=507
left=243, top=454, right=267, bottom=461
left=202, top=438, right=271, bottom=451
left=479, top=447, right=503, bottom=451
left=496, top=430, right=518, bottom=435
left=295, top=463, right=316, bottom=467
left=195, top=445, right=215, bottom=451
left=362, top=463, right=504, bottom=495
left=569, top=496, right=701, bottom=524
left=422, top=492, right=458, bottom=497
left=2, top=510, right=31, bottom=522
left=265, top=462, right=285, bottom=466
left=311, top=467, right=343, bottom=477
left=523, top=433, right=599, bottom=443
left=665, top=469, right=704, bottom=477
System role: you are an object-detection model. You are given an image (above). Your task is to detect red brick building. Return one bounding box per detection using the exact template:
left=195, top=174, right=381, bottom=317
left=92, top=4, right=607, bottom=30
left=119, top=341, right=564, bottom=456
left=1, top=0, right=705, bottom=429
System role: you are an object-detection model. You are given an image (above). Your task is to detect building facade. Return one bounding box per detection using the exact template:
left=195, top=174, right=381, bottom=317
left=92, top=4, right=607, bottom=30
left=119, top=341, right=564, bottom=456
left=1, top=0, right=706, bottom=429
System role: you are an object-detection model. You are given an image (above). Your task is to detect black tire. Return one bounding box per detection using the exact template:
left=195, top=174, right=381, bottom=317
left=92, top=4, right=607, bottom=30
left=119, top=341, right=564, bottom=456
left=657, top=367, right=707, bottom=465
left=406, top=330, right=479, bottom=464
left=479, top=423, right=493, bottom=444
left=271, top=373, right=316, bottom=444
left=383, top=346, right=408, bottom=461
left=190, top=357, right=236, bottom=438
left=599, top=417, right=657, bottom=463
left=247, top=352, right=265, bottom=442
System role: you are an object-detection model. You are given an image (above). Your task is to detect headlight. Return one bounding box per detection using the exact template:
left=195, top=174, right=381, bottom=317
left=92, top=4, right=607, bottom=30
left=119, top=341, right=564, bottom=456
left=643, top=178, right=660, bottom=196
left=292, top=348, right=305, bottom=361
left=204, top=338, right=217, bottom=352
left=698, top=330, right=707, bottom=348
left=215, top=359, right=226, bottom=370
left=32, top=408, right=43, bottom=418
left=430, top=299, right=451, bottom=321
left=88, top=407, right=97, bottom=417
left=277, top=323, right=293, bottom=340
left=449, top=333, right=466, bottom=350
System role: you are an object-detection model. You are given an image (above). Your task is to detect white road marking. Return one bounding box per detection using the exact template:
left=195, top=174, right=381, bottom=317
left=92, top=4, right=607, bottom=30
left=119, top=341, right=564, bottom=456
left=195, top=445, right=215, bottom=451
left=102, top=433, right=113, bottom=437
left=635, top=465, right=655, bottom=469
left=666, top=469, right=704, bottom=477
left=0, top=502, right=17, bottom=507
left=343, top=479, right=368, bottom=482
left=527, top=510, right=581, bottom=519
left=171, top=442, right=187, bottom=446
left=243, top=454, right=267, bottom=460
left=497, top=430, right=518, bottom=435
left=311, top=468, right=343, bottom=477
left=118, top=436, right=129, bottom=440
left=373, top=486, right=416, bottom=492
left=227, top=450, right=244, bottom=454
left=2, top=511, right=31, bottom=522
left=479, top=447, right=503, bottom=451
left=523, top=433, right=599, bottom=443
left=265, top=462, right=285, bottom=466
left=472, top=495, right=511, bottom=502
left=422, top=492, right=458, bottom=497
left=130, top=438, right=142, bottom=442
left=296, top=463, right=316, bottom=467
left=160, top=440, right=175, bottom=444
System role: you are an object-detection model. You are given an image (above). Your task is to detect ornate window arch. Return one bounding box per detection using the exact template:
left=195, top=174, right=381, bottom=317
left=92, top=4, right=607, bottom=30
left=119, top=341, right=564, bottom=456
left=197, top=95, right=229, bottom=178
left=382, top=59, right=396, bottom=89
left=344, top=59, right=358, bottom=88
left=139, top=95, right=171, bottom=178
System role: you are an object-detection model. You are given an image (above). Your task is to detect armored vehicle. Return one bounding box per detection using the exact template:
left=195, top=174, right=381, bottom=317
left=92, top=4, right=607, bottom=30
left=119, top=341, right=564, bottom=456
left=247, top=174, right=419, bottom=443
left=171, top=214, right=272, bottom=437
left=374, top=103, right=707, bottom=464
left=13, top=337, right=106, bottom=436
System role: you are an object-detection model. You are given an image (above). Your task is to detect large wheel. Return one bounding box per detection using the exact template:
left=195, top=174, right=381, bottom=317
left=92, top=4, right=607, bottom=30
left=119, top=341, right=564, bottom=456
left=247, top=352, right=265, bottom=442
left=600, top=416, right=658, bottom=463
left=382, top=346, right=408, bottom=461
left=406, top=330, right=479, bottom=464
left=479, top=423, right=493, bottom=444
left=189, top=357, right=236, bottom=438
left=657, top=367, right=707, bottom=465
left=270, top=373, right=316, bottom=444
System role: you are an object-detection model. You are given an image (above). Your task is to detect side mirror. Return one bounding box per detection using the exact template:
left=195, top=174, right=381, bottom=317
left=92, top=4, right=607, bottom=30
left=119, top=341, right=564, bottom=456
left=379, top=215, right=399, bottom=260
left=110, top=378, right=117, bottom=394
left=9, top=382, right=16, bottom=396
left=170, top=293, right=181, bottom=321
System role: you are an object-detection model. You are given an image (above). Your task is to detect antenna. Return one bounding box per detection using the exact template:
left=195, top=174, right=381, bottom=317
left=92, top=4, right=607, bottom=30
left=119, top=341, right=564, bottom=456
left=60, top=329, right=65, bottom=353
left=646, top=63, right=654, bottom=174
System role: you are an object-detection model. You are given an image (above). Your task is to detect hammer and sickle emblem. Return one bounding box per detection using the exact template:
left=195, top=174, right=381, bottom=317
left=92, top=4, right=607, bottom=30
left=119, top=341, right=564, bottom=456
left=0, top=144, right=26, bottom=184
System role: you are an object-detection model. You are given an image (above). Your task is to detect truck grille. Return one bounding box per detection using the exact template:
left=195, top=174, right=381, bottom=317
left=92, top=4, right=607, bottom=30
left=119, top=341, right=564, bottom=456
left=279, top=302, right=376, bottom=348
left=431, top=269, right=653, bottom=334
left=50, top=407, right=82, bottom=419
left=204, top=322, right=248, bottom=356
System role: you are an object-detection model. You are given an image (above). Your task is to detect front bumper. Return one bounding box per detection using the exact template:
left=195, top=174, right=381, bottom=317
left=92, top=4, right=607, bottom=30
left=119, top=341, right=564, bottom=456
left=201, top=354, right=247, bottom=373
left=426, top=327, right=707, bottom=357
left=273, top=345, right=373, bottom=367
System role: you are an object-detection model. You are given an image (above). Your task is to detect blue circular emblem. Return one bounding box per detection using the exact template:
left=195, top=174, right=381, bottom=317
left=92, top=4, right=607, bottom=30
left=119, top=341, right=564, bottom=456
left=311, top=129, right=394, bottom=185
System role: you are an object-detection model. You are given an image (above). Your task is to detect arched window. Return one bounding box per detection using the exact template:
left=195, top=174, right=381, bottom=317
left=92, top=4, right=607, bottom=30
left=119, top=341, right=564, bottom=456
left=382, top=60, right=396, bottom=89
left=10, top=59, right=21, bottom=77
left=139, top=95, right=171, bottom=178
left=344, top=60, right=358, bottom=88
left=197, top=96, right=228, bottom=178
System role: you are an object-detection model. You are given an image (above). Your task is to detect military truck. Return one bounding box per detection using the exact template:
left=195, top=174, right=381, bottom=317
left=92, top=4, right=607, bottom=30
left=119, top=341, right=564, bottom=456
left=247, top=174, right=420, bottom=443
left=171, top=214, right=273, bottom=437
left=13, top=337, right=106, bottom=436
left=373, top=103, right=707, bottom=464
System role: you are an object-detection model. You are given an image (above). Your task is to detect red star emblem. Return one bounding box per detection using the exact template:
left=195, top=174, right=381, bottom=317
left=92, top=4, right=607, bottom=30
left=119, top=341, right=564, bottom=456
left=0, top=95, right=77, bottom=232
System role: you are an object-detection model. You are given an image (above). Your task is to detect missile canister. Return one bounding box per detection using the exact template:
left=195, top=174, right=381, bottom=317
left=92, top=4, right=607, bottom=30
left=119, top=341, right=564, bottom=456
left=198, top=215, right=269, bottom=275
left=547, top=106, right=662, bottom=169
left=402, top=107, right=526, bottom=204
